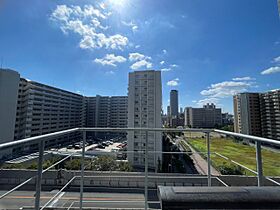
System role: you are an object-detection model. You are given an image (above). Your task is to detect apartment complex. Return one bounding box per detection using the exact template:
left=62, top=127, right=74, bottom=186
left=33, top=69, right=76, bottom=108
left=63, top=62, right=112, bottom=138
left=127, top=70, right=162, bottom=171
left=260, top=90, right=280, bottom=140
left=85, top=95, right=128, bottom=138
left=184, top=103, right=222, bottom=128
left=234, top=91, right=280, bottom=140
left=0, top=69, right=128, bottom=157
left=14, top=78, right=85, bottom=152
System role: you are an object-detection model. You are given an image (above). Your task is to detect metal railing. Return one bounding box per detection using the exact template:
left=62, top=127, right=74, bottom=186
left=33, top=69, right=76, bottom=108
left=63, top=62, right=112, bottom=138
left=0, top=127, right=280, bottom=210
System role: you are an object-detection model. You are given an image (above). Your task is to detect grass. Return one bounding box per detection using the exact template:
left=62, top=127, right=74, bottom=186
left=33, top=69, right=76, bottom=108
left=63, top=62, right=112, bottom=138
left=187, top=137, right=280, bottom=176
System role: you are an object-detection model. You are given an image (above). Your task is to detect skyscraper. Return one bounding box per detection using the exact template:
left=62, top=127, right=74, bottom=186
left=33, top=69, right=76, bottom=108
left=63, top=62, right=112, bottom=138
left=170, top=90, right=178, bottom=117
left=127, top=70, right=162, bottom=170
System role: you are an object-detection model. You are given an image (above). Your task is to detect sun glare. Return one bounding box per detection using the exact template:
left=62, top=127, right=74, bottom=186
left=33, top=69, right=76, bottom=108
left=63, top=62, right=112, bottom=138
left=108, top=0, right=128, bottom=11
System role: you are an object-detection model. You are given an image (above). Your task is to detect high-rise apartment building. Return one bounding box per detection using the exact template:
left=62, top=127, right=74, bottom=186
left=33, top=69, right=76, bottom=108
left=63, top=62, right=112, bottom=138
left=234, top=90, right=280, bottom=140
left=0, top=69, right=20, bottom=144
left=0, top=69, right=128, bottom=158
left=260, top=90, right=280, bottom=140
left=233, top=93, right=262, bottom=137
left=14, top=78, right=85, bottom=152
left=127, top=70, right=162, bottom=170
left=170, top=90, right=178, bottom=117
left=184, top=103, right=222, bottom=128
left=85, top=95, right=128, bottom=138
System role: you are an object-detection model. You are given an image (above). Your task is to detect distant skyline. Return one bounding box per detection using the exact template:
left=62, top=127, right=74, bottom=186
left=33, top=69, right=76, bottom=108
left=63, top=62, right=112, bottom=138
left=0, top=0, right=279, bottom=114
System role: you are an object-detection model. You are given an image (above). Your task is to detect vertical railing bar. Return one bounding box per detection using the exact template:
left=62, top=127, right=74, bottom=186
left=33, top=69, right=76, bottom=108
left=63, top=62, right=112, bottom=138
left=80, top=131, right=86, bottom=210
left=145, top=130, right=148, bottom=210
left=256, top=141, right=263, bottom=187
left=35, top=140, right=45, bottom=210
left=206, top=132, right=211, bottom=187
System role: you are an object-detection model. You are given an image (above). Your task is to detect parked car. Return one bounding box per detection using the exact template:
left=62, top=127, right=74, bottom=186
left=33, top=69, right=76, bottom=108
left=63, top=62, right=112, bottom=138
left=97, top=144, right=105, bottom=149
left=66, top=145, right=73, bottom=149
left=74, top=144, right=81, bottom=149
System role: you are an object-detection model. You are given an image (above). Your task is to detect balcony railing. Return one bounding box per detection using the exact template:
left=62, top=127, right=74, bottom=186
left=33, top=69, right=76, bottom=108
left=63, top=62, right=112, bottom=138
left=0, top=127, right=280, bottom=210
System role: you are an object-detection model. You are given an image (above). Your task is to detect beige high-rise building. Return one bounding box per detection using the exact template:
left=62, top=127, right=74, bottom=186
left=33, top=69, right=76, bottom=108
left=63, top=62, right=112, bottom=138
left=233, top=93, right=262, bottom=137
left=127, top=70, right=162, bottom=171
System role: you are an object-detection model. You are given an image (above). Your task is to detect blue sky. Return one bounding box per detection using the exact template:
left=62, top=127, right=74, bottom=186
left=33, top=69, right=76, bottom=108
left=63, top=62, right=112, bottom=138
left=0, top=0, right=279, bottom=113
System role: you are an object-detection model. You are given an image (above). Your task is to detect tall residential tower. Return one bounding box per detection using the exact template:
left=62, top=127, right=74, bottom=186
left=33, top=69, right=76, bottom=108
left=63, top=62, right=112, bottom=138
left=127, top=70, right=162, bottom=170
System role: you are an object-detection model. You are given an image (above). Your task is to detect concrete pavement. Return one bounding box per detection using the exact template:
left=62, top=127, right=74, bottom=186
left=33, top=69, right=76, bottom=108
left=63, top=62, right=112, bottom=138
left=0, top=189, right=160, bottom=210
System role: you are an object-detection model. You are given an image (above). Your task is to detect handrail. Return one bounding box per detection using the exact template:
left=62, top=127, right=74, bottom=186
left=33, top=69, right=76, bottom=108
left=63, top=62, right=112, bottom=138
left=0, top=128, right=80, bottom=150
left=0, top=127, right=279, bottom=210
left=214, top=129, right=280, bottom=146
left=1, top=128, right=279, bottom=151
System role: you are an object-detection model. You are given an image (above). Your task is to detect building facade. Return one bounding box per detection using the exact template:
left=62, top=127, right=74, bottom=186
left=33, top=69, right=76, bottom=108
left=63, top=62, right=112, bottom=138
left=233, top=93, right=262, bottom=137
left=184, top=103, right=222, bottom=128
left=259, top=90, right=280, bottom=140
left=127, top=70, right=162, bottom=171
left=170, top=90, right=178, bottom=117
left=0, top=69, right=20, bottom=144
left=13, top=78, right=85, bottom=152
left=0, top=69, right=128, bottom=158
left=85, top=95, right=128, bottom=138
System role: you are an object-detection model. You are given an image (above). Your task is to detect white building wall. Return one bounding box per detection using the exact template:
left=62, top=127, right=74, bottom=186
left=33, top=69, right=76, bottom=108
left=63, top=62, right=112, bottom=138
left=0, top=69, right=20, bottom=144
left=127, top=70, right=162, bottom=171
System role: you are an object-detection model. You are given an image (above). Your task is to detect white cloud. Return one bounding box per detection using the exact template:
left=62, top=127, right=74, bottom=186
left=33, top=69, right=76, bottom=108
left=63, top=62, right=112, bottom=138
left=160, top=61, right=165, bottom=65
left=261, top=66, right=280, bottom=75
left=232, top=76, right=255, bottom=81
left=196, top=98, right=220, bottom=107
left=128, top=52, right=153, bottom=70
left=200, top=80, right=255, bottom=98
left=135, top=45, right=140, bottom=49
left=273, top=56, right=280, bottom=63
left=162, top=49, right=167, bottom=54
left=50, top=5, right=129, bottom=50
left=130, top=60, right=152, bottom=70
left=161, top=63, right=178, bottom=72
left=132, top=25, right=138, bottom=32
left=94, top=54, right=126, bottom=67
left=170, top=64, right=178, bottom=68
left=167, top=78, right=179, bottom=86
left=122, top=20, right=138, bottom=32
left=129, top=52, right=146, bottom=61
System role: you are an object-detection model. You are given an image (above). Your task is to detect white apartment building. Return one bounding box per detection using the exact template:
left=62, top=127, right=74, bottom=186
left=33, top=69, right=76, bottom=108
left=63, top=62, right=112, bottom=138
left=0, top=69, right=128, bottom=158
left=13, top=78, right=85, bottom=152
left=85, top=95, right=128, bottom=138
left=127, top=70, right=162, bottom=171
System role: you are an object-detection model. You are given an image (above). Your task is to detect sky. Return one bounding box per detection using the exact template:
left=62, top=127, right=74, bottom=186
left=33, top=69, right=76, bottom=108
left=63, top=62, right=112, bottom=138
left=0, top=0, right=279, bottom=114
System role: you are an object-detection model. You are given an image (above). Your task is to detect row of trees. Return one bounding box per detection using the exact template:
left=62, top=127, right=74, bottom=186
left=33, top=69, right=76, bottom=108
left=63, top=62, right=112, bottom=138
left=1, top=155, right=133, bottom=172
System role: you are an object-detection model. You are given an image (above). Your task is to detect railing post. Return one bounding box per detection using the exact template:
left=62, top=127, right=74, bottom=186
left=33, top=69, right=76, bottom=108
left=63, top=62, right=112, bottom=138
left=80, top=130, right=86, bottom=210
left=145, top=130, right=148, bottom=210
left=256, top=141, right=263, bottom=187
left=35, top=140, right=45, bottom=210
left=206, top=132, right=211, bottom=187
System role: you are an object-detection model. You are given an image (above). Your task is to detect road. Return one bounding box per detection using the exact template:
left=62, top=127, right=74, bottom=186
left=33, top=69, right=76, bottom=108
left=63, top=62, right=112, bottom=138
left=0, top=189, right=160, bottom=210
left=180, top=137, right=220, bottom=176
